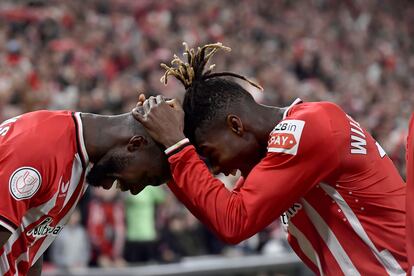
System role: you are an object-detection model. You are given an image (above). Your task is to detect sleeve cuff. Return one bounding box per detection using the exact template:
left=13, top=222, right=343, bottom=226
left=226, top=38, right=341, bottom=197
left=167, top=144, right=197, bottom=162
left=165, top=138, right=192, bottom=157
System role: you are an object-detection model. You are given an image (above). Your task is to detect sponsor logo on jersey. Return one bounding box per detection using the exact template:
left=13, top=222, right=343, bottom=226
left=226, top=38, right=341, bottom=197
left=281, top=202, right=303, bottom=225
left=268, top=120, right=305, bottom=155
left=58, top=176, right=70, bottom=198
left=61, top=181, right=69, bottom=193
left=9, top=167, right=42, bottom=200
left=269, top=133, right=297, bottom=149
left=27, top=217, right=63, bottom=238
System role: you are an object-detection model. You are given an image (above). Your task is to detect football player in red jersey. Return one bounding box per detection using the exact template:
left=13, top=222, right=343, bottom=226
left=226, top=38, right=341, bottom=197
left=407, top=113, right=414, bottom=273
left=0, top=110, right=169, bottom=275
left=133, top=43, right=408, bottom=275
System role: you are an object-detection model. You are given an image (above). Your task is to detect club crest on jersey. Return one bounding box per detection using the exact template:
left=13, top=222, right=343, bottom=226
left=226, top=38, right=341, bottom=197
left=9, top=167, right=42, bottom=200
left=268, top=120, right=305, bottom=155
left=27, top=217, right=63, bottom=238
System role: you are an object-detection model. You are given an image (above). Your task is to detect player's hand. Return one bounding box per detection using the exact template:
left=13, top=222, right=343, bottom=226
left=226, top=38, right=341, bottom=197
left=136, top=93, right=146, bottom=107
left=132, top=95, right=186, bottom=148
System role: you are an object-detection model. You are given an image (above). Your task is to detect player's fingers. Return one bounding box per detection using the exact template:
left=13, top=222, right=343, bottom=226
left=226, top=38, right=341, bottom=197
left=165, top=99, right=174, bottom=107
left=167, top=99, right=184, bottom=111
left=148, top=96, right=157, bottom=109
left=143, top=99, right=151, bottom=115
left=132, top=108, right=146, bottom=123
left=136, top=93, right=146, bottom=107
left=138, top=93, right=146, bottom=102
left=156, top=95, right=163, bottom=104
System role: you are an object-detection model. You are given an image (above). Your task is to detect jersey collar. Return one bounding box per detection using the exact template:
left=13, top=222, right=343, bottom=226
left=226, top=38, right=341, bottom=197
left=73, top=112, right=90, bottom=167
left=283, top=98, right=303, bottom=119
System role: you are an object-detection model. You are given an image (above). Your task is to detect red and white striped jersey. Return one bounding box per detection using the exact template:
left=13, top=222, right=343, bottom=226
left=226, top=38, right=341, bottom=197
left=0, top=111, right=91, bottom=275
left=167, top=99, right=407, bottom=275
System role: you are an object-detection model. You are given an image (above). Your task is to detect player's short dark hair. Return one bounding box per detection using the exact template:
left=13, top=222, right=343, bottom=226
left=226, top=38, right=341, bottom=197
left=126, top=112, right=156, bottom=146
left=161, top=43, right=263, bottom=143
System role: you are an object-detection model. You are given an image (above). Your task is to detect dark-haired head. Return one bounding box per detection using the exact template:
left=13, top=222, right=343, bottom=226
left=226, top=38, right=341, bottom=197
left=85, top=111, right=170, bottom=194
left=161, top=43, right=279, bottom=176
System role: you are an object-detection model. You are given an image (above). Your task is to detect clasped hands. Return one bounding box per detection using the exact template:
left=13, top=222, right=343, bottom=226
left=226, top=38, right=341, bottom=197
left=132, top=94, right=186, bottom=149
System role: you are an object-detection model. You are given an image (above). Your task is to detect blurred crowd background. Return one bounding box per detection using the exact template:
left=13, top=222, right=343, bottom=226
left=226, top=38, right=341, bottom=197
left=0, top=0, right=413, bottom=272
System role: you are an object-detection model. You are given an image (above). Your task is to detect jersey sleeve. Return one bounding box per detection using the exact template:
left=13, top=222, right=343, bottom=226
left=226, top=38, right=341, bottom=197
left=0, top=158, right=43, bottom=233
left=167, top=108, right=340, bottom=244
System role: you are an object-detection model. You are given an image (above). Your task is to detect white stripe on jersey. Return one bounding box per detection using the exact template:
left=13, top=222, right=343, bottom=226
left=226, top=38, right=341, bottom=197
left=63, top=154, right=84, bottom=207
left=0, top=254, right=8, bottom=274
left=33, top=185, right=83, bottom=263
left=74, top=113, right=89, bottom=164
left=31, top=155, right=89, bottom=265
left=21, top=192, right=59, bottom=229
left=301, top=199, right=361, bottom=276
left=319, top=183, right=405, bottom=276
left=0, top=190, right=59, bottom=275
left=0, top=221, right=15, bottom=233
left=288, top=221, right=324, bottom=275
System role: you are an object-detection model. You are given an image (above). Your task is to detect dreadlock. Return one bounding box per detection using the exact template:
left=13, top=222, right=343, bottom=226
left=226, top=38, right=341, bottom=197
left=161, top=42, right=263, bottom=143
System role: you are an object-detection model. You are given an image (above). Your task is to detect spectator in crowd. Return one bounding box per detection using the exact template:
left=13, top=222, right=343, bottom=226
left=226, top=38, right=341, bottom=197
left=124, top=186, right=165, bottom=264
left=0, top=0, right=412, bottom=267
left=87, top=187, right=126, bottom=268
left=50, top=208, right=90, bottom=269
left=159, top=212, right=208, bottom=262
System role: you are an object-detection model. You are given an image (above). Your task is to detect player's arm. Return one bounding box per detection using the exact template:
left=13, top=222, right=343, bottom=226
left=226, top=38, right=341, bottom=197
left=133, top=97, right=339, bottom=243
left=27, top=255, right=43, bottom=276
left=167, top=113, right=338, bottom=244
left=167, top=128, right=338, bottom=244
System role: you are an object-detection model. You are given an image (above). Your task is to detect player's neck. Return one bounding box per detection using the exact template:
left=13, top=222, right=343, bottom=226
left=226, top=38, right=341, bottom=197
left=80, top=113, right=129, bottom=163
left=253, top=104, right=285, bottom=145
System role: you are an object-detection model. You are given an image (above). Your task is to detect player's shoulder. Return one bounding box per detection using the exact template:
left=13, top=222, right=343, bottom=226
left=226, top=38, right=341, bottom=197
left=12, top=110, right=75, bottom=133
left=20, top=110, right=74, bottom=123
left=1, top=110, right=77, bottom=160
left=0, top=111, right=80, bottom=199
left=277, top=99, right=343, bottom=132
left=267, top=100, right=342, bottom=155
left=288, top=100, right=343, bottom=122
left=285, top=100, right=349, bottom=134
left=5, top=110, right=76, bottom=137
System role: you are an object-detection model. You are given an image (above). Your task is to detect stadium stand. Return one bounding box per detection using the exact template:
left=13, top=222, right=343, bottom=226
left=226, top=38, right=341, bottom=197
left=0, top=0, right=412, bottom=274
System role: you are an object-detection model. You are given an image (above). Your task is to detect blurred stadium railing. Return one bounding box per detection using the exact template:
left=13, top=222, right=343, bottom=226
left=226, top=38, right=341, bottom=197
left=43, top=253, right=312, bottom=276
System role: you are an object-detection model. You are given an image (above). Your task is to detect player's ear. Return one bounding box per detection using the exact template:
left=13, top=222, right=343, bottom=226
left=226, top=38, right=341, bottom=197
left=226, top=114, right=244, bottom=136
left=127, top=135, right=148, bottom=152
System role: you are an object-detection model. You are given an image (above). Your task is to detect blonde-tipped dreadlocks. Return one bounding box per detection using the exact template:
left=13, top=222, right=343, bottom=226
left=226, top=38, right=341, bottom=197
left=160, top=42, right=264, bottom=144
left=160, top=42, right=263, bottom=91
